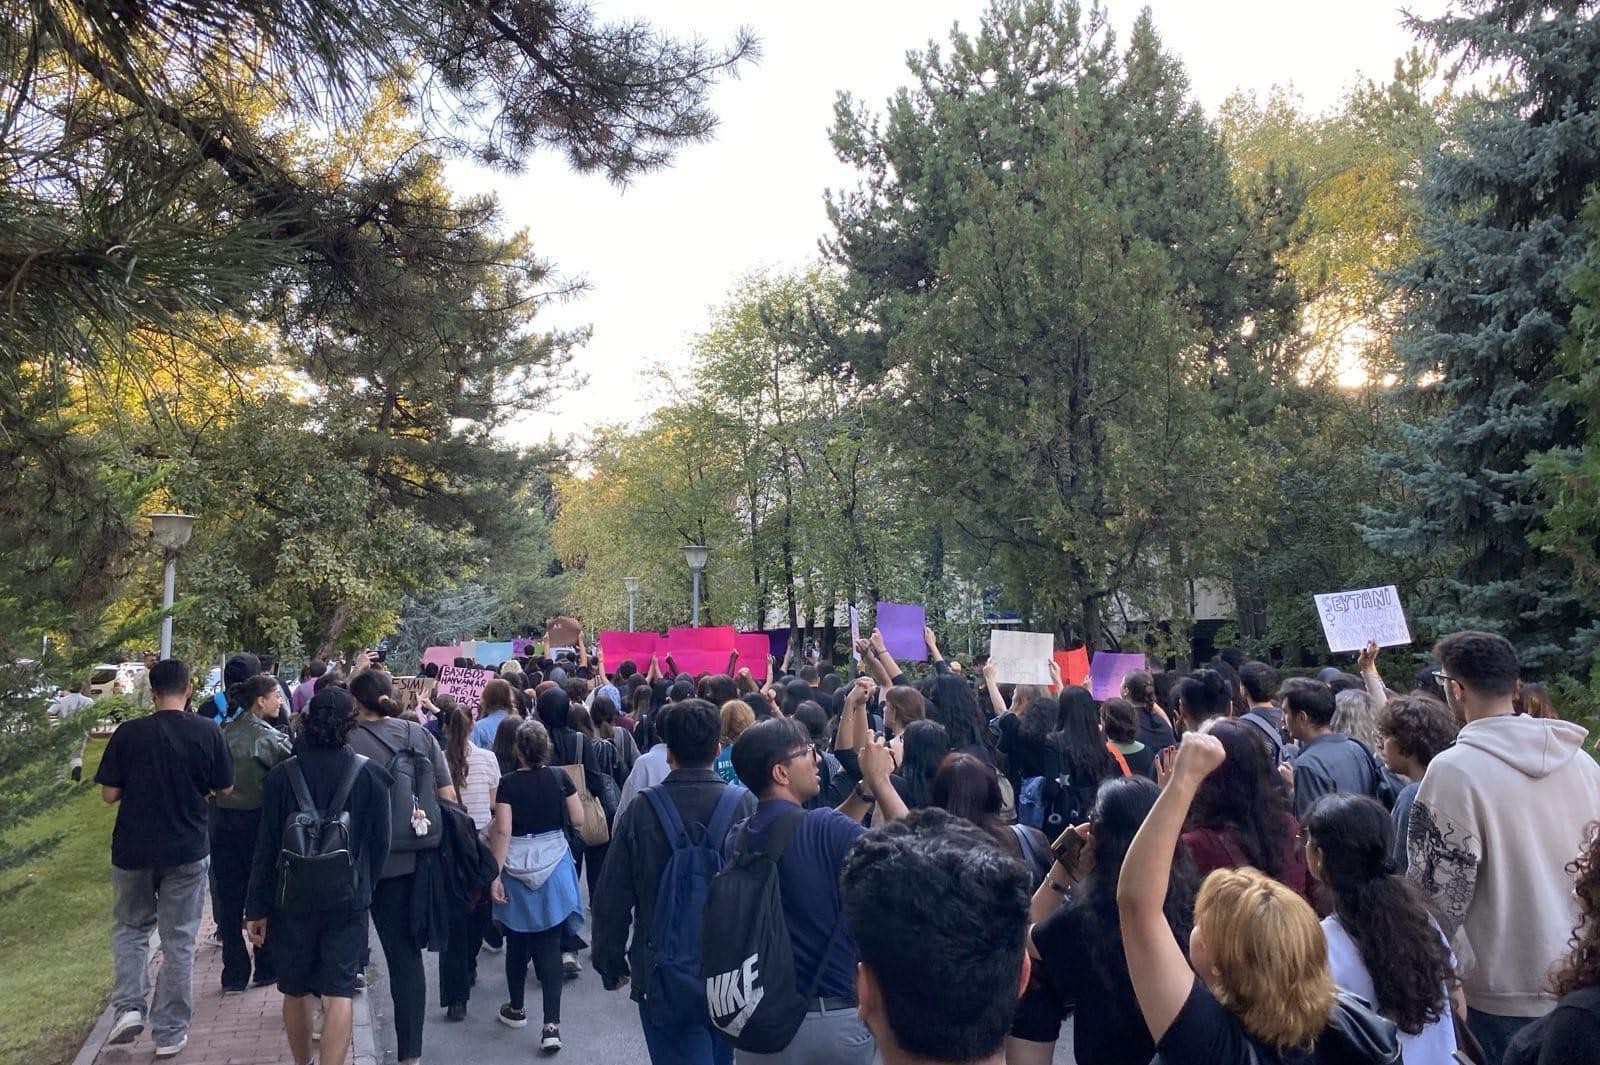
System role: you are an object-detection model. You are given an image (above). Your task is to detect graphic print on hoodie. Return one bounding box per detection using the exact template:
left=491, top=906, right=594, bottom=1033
left=1407, top=715, right=1600, bottom=1018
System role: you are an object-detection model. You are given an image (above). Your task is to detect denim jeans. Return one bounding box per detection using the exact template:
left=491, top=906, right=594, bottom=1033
left=110, top=858, right=209, bottom=1044
left=640, top=1007, right=733, bottom=1065
left=1467, top=1007, right=1536, bottom=1065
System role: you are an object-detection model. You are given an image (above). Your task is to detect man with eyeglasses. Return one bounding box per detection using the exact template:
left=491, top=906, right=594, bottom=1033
left=726, top=718, right=906, bottom=1065
left=1406, top=630, right=1600, bottom=1063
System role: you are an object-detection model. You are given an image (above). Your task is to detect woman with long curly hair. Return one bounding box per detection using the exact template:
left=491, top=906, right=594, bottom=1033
left=1181, top=718, right=1309, bottom=900
left=1506, top=823, right=1600, bottom=1064
left=1304, top=793, right=1458, bottom=1062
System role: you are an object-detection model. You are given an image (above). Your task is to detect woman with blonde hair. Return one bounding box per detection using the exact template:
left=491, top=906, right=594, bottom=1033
left=1332, top=689, right=1384, bottom=752
left=714, top=699, right=755, bottom=783
left=1118, top=733, right=1399, bottom=1064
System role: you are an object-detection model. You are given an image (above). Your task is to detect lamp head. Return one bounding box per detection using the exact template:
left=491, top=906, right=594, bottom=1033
left=149, top=512, right=196, bottom=552
left=682, top=545, right=709, bottom=572
left=623, top=576, right=641, bottom=593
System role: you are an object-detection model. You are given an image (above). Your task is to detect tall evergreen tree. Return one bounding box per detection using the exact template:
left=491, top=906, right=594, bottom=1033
left=1364, top=0, right=1600, bottom=676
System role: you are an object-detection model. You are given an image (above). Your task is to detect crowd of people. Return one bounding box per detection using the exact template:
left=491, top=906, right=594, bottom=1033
left=84, top=621, right=1600, bottom=1065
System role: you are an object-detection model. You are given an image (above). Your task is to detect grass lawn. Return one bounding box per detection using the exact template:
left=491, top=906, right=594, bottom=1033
left=0, top=738, right=117, bottom=1065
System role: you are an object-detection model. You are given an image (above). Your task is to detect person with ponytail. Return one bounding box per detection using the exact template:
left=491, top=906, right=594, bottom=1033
left=1304, top=794, right=1459, bottom=1062
left=347, top=668, right=456, bottom=1065
left=212, top=673, right=293, bottom=992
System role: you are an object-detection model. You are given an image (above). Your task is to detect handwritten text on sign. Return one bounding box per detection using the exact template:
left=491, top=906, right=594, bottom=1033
left=1313, top=585, right=1412, bottom=653
left=436, top=665, right=497, bottom=711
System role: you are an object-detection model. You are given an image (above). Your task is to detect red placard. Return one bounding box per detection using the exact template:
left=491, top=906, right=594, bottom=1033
left=1054, top=646, right=1091, bottom=686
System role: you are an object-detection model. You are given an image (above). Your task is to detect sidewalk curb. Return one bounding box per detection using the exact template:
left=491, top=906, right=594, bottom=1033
left=68, top=1004, right=116, bottom=1065
left=70, top=927, right=382, bottom=1065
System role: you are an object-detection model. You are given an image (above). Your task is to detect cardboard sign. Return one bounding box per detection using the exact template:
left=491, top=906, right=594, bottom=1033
left=1054, top=647, right=1091, bottom=687
left=599, top=630, right=659, bottom=668
left=735, top=633, right=772, bottom=680
left=475, top=641, right=515, bottom=668
left=1089, top=652, right=1147, bottom=701
left=545, top=616, right=582, bottom=648
left=391, top=676, right=437, bottom=715
left=437, top=665, right=496, bottom=710
left=875, top=601, right=927, bottom=661
left=989, top=630, right=1055, bottom=685
left=1313, top=585, right=1412, bottom=653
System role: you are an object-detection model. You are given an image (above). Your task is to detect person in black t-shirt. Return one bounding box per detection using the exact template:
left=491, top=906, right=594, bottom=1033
left=1118, top=733, right=1359, bottom=1065
left=1506, top=823, right=1600, bottom=1065
left=1019, top=776, right=1196, bottom=1065
left=96, top=658, right=235, bottom=1058
left=246, top=687, right=392, bottom=1065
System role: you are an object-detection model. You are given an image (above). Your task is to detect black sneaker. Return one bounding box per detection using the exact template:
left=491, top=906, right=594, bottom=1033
left=70, top=765, right=82, bottom=782
left=353, top=970, right=367, bottom=993
left=497, top=1004, right=527, bottom=1029
left=220, top=982, right=247, bottom=995
left=251, top=971, right=276, bottom=988
left=540, top=1024, right=562, bottom=1054
left=446, top=1002, right=467, bottom=1022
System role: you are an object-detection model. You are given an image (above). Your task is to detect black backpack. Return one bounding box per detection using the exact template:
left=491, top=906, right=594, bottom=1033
left=275, top=755, right=368, bottom=912
left=359, top=721, right=443, bottom=853
left=701, top=808, right=844, bottom=1054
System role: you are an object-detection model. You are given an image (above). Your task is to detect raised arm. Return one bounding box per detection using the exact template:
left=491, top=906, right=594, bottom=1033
left=982, top=661, right=1006, bottom=716
left=1118, top=732, right=1226, bottom=1045
left=1357, top=641, right=1390, bottom=706
left=870, top=629, right=908, bottom=687
left=925, top=625, right=948, bottom=673
left=646, top=653, right=661, bottom=684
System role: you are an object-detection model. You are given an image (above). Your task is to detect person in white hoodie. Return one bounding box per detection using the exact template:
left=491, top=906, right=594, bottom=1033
left=1407, top=630, right=1600, bottom=1064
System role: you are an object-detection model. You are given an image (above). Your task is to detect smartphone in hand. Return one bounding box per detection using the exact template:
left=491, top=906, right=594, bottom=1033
left=1050, top=824, right=1086, bottom=870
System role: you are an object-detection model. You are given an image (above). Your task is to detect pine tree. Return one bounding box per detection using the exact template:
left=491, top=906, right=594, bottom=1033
left=1364, top=0, right=1600, bottom=677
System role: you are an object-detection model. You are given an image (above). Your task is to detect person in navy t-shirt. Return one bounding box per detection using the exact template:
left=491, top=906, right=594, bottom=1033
left=728, top=717, right=905, bottom=1065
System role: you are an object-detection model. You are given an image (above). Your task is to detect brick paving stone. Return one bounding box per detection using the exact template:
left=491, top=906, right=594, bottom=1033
left=88, top=896, right=358, bottom=1065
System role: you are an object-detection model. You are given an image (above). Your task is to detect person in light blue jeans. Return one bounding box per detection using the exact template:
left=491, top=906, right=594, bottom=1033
left=95, top=658, right=235, bottom=1058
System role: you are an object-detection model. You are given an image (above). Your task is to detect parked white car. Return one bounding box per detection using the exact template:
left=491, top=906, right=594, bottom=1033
left=86, top=662, right=146, bottom=700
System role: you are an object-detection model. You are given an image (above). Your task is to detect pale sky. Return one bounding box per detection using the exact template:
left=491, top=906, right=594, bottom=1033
left=445, top=0, right=1448, bottom=447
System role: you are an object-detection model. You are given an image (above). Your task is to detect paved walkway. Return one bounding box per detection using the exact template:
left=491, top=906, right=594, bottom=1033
left=81, top=896, right=375, bottom=1065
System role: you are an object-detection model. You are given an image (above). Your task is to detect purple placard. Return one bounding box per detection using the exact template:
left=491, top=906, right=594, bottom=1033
left=1089, top=652, right=1147, bottom=701
left=875, top=601, right=927, bottom=661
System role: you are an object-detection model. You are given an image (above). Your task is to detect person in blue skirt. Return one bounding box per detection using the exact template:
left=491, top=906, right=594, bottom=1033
left=489, top=718, right=585, bottom=1054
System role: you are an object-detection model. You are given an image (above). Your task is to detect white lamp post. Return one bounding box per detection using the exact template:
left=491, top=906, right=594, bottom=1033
left=149, top=513, right=196, bottom=659
left=623, top=576, right=641, bottom=631
left=682, top=545, right=709, bottom=627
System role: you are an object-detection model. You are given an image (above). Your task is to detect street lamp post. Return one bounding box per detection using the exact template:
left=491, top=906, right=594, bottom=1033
left=149, top=513, right=196, bottom=659
left=682, top=545, right=709, bottom=627
left=623, top=576, right=640, bottom=631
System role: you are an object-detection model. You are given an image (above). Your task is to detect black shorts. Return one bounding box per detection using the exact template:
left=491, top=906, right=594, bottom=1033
left=1010, top=969, right=1065, bottom=1043
left=269, top=908, right=367, bottom=998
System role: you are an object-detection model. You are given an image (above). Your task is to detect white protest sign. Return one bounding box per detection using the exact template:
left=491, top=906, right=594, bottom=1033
left=436, top=665, right=496, bottom=711
left=849, top=606, right=861, bottom=663
left=1313, top=585, right=1412, bottom=653
left=989, top=630, right=1055, bottom=685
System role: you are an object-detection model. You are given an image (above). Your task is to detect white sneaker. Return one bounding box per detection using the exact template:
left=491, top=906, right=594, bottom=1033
left=154, top=1034, right=188, bottom=1057
left=106, top=1010, right=143, bottom=1045
left=312, top=1001, right=324, bottom=1042
left=561, top=952, right=581, bottom=977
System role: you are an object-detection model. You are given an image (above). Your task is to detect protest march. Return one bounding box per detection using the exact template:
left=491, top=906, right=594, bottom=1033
left=6, top=3, right=1600, bottom=1065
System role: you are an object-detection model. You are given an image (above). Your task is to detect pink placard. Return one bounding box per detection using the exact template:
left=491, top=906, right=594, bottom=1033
left=735, top=633, right=771, bottom=680
left=599, top=631, right=659, bottom=667
left=422, top=645, right=462, bottom=670
left=666, top=626, right=737, bottom=652
left=664, top=649, right=734, bottom=676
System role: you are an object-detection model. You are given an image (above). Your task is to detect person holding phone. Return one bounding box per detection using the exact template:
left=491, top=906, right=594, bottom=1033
left=1007, top=777, right=1198, bottom=1065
